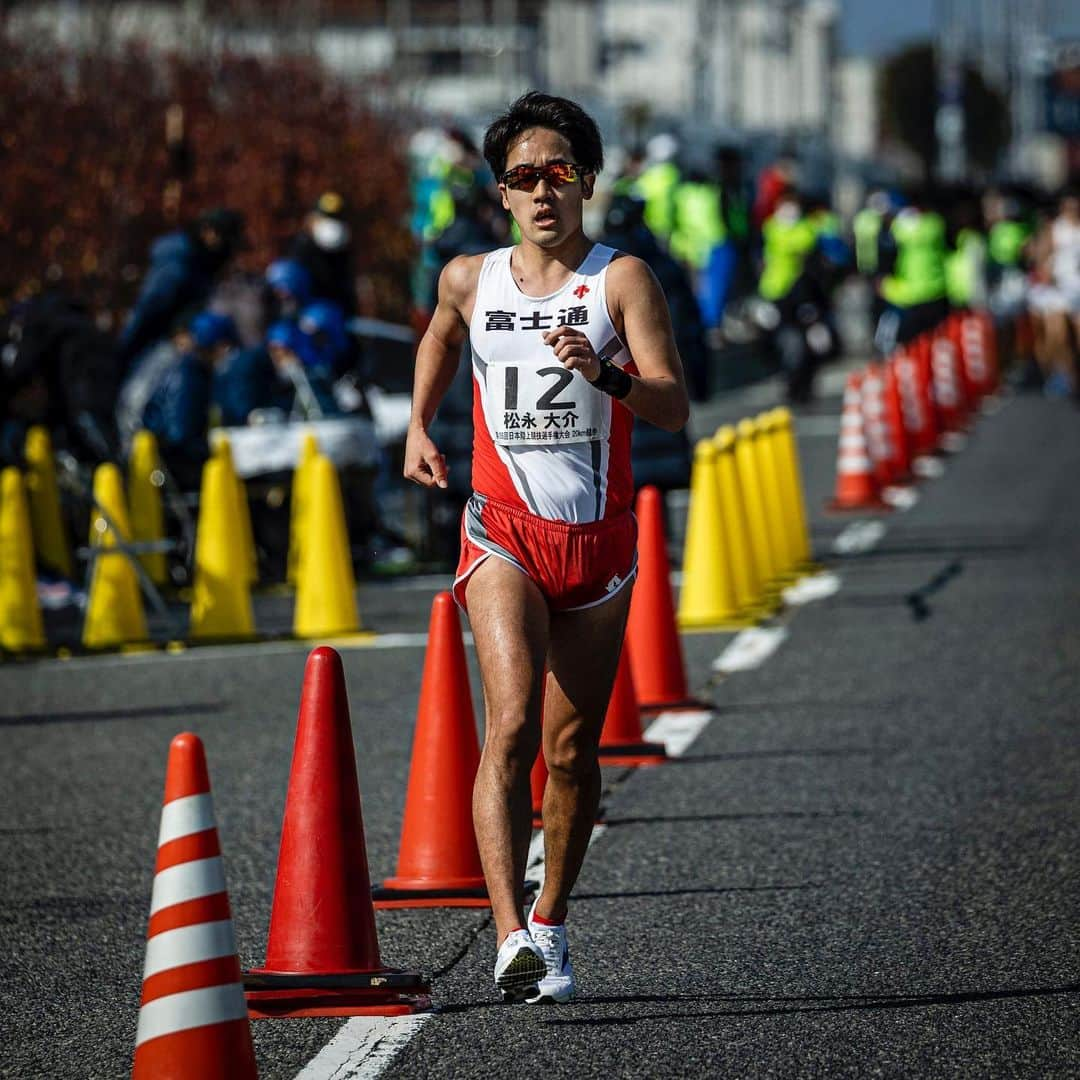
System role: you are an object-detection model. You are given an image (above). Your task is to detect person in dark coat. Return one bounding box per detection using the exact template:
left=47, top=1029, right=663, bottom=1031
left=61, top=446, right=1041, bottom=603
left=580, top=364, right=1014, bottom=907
left=141, top=311, right=237, bottom=489
left=1, top=288, right=121, bottom=464
left=287, top=192, right=357, bottom=318
left=115, top=208, right=247, bottom=373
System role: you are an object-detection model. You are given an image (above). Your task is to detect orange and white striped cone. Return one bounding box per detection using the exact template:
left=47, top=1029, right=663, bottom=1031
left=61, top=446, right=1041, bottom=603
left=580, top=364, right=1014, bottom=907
left=133, top=733, right=258, bottom=1080
left=931, top=329, right=967, bottom=437
left=882, top=359, right=913, bottom=482
left=894, top=349, right=943, bottom=478
left=978, top=311, right=1001, bottom=394
left=860, top=362, right=902, bottom=488
left=958, top=313, right=989, bottom=407
left=827, top=372, right=888, bottom=512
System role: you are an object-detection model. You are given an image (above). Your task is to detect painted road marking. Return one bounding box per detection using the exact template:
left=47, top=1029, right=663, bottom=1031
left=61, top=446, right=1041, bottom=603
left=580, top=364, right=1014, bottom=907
left=642, top=709, right=714, bottom=758
left=832, top=520, right=887, bottom=556
left=711, top=627, right=789, bottom=674
left=782, top=571, right=842, bottom=606
left=294, top=1014, right=432, bottom=1080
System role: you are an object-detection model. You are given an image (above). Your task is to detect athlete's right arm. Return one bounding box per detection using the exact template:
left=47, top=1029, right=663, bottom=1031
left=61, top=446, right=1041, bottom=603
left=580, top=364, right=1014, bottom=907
left=404, top=255, right=479, bottom=489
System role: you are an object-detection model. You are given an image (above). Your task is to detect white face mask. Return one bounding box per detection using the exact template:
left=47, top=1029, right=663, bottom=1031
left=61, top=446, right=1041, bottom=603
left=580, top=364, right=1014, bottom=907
left=775, top=202, right=800, bottom=223
left=312, top=217, right=351, bottom=251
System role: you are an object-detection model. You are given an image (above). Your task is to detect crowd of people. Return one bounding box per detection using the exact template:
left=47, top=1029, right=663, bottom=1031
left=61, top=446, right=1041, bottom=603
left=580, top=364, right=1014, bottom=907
left=3, top=120, right=1079, bottom=586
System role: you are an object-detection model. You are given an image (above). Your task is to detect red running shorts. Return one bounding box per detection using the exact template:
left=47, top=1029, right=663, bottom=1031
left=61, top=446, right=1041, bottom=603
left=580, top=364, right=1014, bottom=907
left=452, top=494, right=637, bottom=613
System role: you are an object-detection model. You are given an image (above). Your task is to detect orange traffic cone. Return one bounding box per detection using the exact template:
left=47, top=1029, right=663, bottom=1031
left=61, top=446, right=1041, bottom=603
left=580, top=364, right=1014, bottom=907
left=373, top=592, right=490, bottom=908
left=244, top=647, right=431, bottom=1017
left=828, top=372, right=889, bottom=512
left=625, top=486, right=707, bottom=711
left=133, top=733, right=257, bottom=1080
left=894, top=349, right=938, bottom=460
left=597, top=642, right=667, bottom=766
left=931, top=328, right=967, bottom=434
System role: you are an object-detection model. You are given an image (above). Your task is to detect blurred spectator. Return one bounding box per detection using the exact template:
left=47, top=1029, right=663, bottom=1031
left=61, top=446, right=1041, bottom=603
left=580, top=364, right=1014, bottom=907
left=115, top=208, right=247, bottom=372
left=670, top=169, right=726, bottom=331
left=752, top=153, right=798, bottom=231
left=265, top=320, right=339, bottom=420
left=139, top=311, right=238, bottom=489
left=265, top=259, right=314, bottom=325
left=287, top=192, right=357, bottom=317
left=755, top=191, right=841, bottom=403
left=1028, top=188, right=1080, bottom=397
left=635, top=134, right=682, bottom=246
left=212, top=339, right=281, bottom=427
left=1, top=289, right=121, bottom=465
left=944, top=188, right=987, bottom=310
left=874, top=189, right=949, bottom=354
left=297, top=300, right=349, bottom=376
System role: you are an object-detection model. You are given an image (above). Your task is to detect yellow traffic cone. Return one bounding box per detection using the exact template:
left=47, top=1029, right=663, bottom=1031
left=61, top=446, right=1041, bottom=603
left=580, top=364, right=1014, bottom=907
left=128, top=430, right=168, bottom=587
left=772, top=407, right=816, bottom=572
left=190, top=455, right=255, bottom=640
left=23, top=426, right=73, bottom=579
left=734, top=418, right=781, bottom=593
left=754, top=412, right=796, bottom=581
left=677, top=439, right=751, bottom=630
left=0, top=467, right=46, bottom=651
left=83, top=463, right=149, bottom=649
left=713, top=425, right=771, bottom=619
left=294, top=454, right=361, bottom=638
left=287, top=432, right=319, bottom=588
left=214, top=438, right=258, bottom=586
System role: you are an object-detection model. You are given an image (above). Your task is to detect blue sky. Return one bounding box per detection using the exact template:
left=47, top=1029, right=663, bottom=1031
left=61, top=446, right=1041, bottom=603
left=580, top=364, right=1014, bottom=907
left=840, top=0, right=1080, bottom=58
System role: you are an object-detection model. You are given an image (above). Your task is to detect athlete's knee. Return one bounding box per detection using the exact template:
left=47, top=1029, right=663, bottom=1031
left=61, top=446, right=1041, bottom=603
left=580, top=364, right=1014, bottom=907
left=544, top=724, right=600, bottom=781
left=482, top=710, right=540, bottom=765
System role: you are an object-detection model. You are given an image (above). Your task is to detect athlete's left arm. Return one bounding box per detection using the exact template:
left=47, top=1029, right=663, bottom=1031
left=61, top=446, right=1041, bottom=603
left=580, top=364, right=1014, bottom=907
left=607, top=256, right=690, bottom=431
left=548, top=256, right=690, bottom=432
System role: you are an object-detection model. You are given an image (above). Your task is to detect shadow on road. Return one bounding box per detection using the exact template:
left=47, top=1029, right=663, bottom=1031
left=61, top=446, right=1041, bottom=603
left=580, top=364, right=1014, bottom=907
left=0, top=702, right=228, bottom=727
left=536, top=982, right=1080, bottom=1025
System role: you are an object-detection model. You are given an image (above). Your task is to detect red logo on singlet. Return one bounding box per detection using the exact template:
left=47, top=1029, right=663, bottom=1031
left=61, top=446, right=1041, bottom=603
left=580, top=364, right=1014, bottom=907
left=573, top=284, right=590, bottom=299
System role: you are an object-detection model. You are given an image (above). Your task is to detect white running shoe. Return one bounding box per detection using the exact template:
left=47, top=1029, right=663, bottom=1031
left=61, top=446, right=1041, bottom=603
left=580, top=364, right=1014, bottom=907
left=524, top=899, right=575, bottom=1004
left=493, top=928, right=546, bottom=1002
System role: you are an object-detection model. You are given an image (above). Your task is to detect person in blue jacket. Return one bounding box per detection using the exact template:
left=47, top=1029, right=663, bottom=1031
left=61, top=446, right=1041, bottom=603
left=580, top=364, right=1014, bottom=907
left=142, top=311, right=237, bottom=488
left=116, top=208, right=247, bottom=373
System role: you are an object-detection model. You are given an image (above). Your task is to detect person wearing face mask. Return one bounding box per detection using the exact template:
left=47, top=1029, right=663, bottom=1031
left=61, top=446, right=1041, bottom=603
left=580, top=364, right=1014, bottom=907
left=287, top=192, right=358, bottom=319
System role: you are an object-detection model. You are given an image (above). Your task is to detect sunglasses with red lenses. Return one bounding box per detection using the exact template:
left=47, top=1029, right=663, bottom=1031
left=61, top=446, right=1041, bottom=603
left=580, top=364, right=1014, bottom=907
left=500, top=161, right=582, bottom=192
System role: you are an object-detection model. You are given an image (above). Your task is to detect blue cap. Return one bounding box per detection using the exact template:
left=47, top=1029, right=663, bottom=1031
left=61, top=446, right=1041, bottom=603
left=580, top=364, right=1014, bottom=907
left=266, top=259, right=313, bottom=302
left=298, top=300, right=348, bottom=359
left=266, top=319, right=302, bottom=351
left=189, top=311, right=238, bottom=349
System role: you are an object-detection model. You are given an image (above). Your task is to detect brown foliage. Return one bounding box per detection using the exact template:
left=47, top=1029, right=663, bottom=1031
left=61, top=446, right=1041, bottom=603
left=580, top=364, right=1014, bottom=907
left=0, top=35, right=415, bottom=322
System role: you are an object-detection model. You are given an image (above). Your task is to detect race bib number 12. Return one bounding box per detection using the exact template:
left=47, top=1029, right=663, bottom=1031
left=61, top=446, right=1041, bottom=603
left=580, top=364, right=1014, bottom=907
left=487, top=363, right=606, bottom=445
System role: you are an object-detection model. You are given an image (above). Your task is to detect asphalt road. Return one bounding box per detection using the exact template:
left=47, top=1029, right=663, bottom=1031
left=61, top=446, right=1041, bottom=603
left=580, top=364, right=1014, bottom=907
left=2, top=370, right=1078, bottom=1078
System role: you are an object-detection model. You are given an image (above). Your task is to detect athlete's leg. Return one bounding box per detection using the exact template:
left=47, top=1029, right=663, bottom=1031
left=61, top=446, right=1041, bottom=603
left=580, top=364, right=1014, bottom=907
left=535, top=584, right=633, bottom=922
left=466, top=556, right=549, bottom=944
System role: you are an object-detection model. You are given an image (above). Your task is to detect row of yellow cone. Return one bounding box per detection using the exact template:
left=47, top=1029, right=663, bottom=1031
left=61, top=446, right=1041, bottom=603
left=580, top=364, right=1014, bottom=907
left=0, top=428, right=363, bottom=652
left=678, top=406, right=813, bottom=629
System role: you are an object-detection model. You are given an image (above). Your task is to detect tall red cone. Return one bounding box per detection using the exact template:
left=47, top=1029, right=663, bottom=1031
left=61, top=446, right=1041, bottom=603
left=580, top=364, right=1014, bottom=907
left=625, top=485, right=708, bottom=711
left=133, top=733, right=258, bottom=1080
left=882, top=359, right=913, bottom=481
left=244, top=647, right=431, bottom=1017
left=598, top=642, right=668, bottom=767
left=828, top=372, right=889, bottom=511
left=373, top=592, right=489, bottom=907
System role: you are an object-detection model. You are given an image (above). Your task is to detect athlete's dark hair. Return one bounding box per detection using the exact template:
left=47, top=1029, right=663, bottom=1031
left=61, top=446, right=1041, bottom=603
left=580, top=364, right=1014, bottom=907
left=483, top=91, right=604, bottom=181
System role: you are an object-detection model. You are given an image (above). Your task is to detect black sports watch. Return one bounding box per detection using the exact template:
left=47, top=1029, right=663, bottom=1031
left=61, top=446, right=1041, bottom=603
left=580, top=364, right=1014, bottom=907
left=589, top=355, right=633, bottom=400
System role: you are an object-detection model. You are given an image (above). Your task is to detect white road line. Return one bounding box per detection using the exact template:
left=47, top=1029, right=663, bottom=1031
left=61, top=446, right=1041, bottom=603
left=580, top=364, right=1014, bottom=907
left=294, top=1014, right=432, bottom=1080
left=832, top=519, right=888, bottom=556
left=642, top=709, right=713, bottom=758
left=782, top=571, right=842, bottom=606
left=710, top=627, right=789, bottom=674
